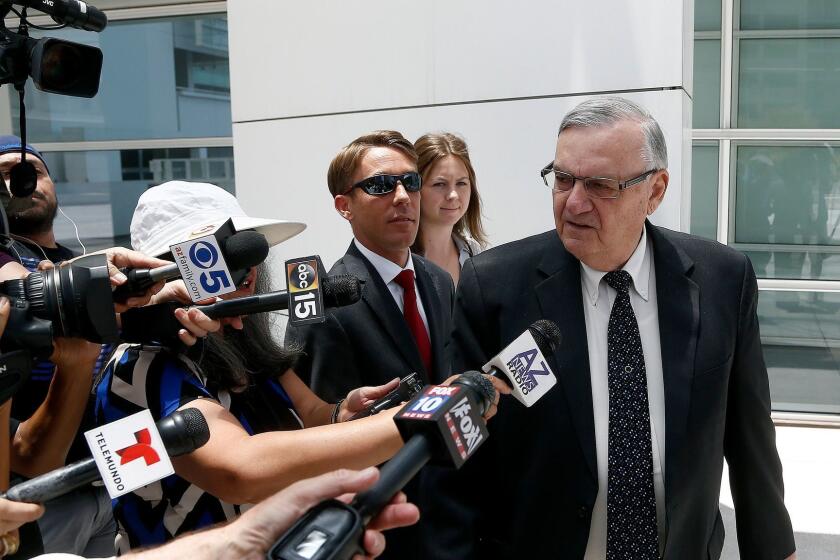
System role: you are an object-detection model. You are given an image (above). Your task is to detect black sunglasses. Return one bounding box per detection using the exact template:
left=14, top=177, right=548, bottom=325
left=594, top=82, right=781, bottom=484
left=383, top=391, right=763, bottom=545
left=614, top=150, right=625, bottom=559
left=346, top=172, right=422, bottom=196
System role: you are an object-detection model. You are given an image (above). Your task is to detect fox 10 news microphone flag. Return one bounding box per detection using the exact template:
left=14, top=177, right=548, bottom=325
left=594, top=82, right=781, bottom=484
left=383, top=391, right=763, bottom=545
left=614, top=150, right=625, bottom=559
left=267, top=372, right=495, bottom=560
left=483, top=319, right=562, bottom=407
left=2, top=408, right=210, bottom=504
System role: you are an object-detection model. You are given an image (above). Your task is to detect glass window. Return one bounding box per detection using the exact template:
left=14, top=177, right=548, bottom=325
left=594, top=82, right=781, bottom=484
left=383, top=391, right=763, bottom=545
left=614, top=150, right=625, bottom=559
left=758, top=290, right=840, bottom=414
left=736, top=38, right=840, bottom=128
left=695, top=0, right=721, bottom=32
left=733, top=144, right=840, bottom=280
left=740, top=0, right=840, bottom=31
left=693, top=40, right=721, bottom=128
left=10, top=14, right=231, bottom=143
left=41, top=147, right=234, bottom=251
left=691, top=143, right=719, bottom=240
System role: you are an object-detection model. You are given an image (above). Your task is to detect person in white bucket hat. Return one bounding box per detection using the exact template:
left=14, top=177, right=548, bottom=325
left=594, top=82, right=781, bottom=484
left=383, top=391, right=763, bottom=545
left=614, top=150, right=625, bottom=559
left=129, top=181, right=306, bottom=261
left=93, top=181, right=483, bottom=553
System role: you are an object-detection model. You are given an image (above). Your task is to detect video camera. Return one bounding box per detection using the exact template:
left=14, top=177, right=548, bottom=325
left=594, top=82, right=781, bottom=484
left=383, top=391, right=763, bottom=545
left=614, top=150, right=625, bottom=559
left=0, top=0, right=106, bottom=197
left=0, top=253, right=118, bottom=404
left=0, top=0, right=105, bottom=96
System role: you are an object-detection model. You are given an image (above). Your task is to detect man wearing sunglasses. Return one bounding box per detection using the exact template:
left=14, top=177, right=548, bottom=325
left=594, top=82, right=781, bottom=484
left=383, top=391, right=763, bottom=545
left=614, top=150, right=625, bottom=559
left=423, top=97, right=795, bottom=560
left=286, top=130, right=455, bottom=560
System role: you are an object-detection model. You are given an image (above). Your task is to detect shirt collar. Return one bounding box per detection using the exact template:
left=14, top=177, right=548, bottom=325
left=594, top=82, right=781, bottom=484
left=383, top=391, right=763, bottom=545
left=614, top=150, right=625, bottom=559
left=353, top=238, right=415, bottom=284
left=580, top=226, right=651, bottom=306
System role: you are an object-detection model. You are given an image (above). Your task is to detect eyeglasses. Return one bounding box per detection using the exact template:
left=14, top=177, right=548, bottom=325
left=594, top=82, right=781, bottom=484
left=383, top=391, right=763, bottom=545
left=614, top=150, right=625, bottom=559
left=346, top=172, right=422, bottom=196
left=540, top=162, right=657, bottom=199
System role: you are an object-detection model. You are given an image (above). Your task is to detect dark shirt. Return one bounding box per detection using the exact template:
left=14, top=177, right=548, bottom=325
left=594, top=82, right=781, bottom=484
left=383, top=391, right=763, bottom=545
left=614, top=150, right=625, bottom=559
left=11, top=238, right=75, bottom=266
left=0, top=249, right=14, bottom=268
left=94, top=343, right=303, bottom=550
left=3, top=239, right=109, bottom=463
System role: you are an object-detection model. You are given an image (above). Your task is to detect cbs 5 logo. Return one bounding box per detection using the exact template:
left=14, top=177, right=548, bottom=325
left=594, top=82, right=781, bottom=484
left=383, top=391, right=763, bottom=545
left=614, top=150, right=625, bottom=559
left=189, top=241, right=232, bottom=294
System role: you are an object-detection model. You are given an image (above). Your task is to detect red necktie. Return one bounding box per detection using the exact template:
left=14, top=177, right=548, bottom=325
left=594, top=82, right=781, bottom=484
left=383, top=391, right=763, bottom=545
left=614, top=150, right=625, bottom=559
left=395, top=269, right=432, bottom=374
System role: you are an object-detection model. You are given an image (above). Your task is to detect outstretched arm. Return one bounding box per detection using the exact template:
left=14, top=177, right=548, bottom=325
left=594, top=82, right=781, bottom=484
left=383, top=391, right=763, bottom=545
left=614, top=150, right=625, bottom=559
left=125, top=468, right=419, bottom=560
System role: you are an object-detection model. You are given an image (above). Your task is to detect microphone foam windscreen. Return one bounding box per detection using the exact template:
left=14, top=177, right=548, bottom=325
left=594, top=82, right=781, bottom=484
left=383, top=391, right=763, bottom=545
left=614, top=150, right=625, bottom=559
left=179, top=407, right=211, bottom=450
left=323, top=274, right=362, bottom=307
left=529, top=319, right=562, bottom=354
left=222, top=231, right=270, bottom=270
left=458, top=370, right=496, bottom=409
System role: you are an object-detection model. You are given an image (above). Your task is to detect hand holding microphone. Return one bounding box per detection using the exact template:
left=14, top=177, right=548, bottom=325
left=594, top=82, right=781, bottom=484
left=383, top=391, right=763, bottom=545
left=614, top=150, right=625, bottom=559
left=2, top=408, right=210, bottom=504
left=119, top=274, right=363, bottom=346
left=267, top=372, right=496, bottom=560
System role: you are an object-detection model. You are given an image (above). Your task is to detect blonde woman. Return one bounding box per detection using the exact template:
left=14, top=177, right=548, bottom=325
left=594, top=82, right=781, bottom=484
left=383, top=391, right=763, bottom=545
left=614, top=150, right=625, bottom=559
left=412, top=133, right=487, bottom=285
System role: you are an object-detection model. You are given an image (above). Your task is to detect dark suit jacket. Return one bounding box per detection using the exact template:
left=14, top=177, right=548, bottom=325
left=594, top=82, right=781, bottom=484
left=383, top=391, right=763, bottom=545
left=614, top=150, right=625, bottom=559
left=287, top=241, right=455, bottom=401
left=422, top=224, right=795, bottom=560
left=286, top=241, right=455, bottom=560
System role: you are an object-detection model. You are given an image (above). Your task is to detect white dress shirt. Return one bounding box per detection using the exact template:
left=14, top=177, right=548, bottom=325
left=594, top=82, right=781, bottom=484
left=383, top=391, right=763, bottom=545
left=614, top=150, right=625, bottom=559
left=453, top=233, right=483, bottom=267
left=353, top=239, right=430, bottom=336
left=581, top=227, right=667, bottom=559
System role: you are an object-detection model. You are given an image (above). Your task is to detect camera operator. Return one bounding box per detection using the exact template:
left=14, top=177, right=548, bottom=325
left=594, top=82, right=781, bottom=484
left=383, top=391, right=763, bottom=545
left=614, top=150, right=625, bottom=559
left=0, top=136, right=75, bottom=268
left=0, top=135, right=149, bottom=557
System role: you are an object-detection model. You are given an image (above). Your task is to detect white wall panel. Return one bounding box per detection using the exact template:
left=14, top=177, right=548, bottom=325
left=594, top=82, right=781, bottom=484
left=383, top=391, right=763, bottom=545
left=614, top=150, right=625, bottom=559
left=228, top=0, right=687, bottom=122
left=233, top=89, right=689, bottom=274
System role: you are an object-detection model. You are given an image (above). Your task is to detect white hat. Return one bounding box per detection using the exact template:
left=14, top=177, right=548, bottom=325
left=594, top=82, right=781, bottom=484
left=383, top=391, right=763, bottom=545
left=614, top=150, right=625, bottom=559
left=130, top=181, right=306, bottom=258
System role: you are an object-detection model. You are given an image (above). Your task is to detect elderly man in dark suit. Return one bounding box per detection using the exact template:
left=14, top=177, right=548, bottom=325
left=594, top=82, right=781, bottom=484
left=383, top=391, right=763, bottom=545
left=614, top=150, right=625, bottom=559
left=423, top=97, right=796, bottom=560
left=286, top=130, right=455, bottom=559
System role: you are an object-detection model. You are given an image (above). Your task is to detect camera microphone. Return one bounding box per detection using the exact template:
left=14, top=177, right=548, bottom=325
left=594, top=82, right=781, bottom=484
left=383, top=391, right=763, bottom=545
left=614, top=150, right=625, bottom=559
left=18, top=0, right=108, bottom=32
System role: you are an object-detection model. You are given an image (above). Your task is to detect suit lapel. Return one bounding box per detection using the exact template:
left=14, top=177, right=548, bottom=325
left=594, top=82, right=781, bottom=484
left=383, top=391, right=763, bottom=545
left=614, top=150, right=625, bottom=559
left=414, top=257, right=449, bottom=382
left=534, top=234, right=598, bottom=481
left=647, top=224, right=698, bottom=501
left=343, top=243, right=427, bottom=377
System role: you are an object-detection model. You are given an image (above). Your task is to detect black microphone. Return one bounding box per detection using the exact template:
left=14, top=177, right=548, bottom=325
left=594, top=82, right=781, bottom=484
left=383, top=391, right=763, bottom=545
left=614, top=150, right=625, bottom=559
left=267, top=372, right=495, bottom=560
left=112, top=230, right=270, bottom=303
left=118, top=274, right=362, bottom=345
left=347, top=372, right=424, bottom=421
left=8, top=158, right=37, bottom=197
left=198, top=274, right=360, bottom=319
left=2, top=408, right=209, bottom=504
left=18, top=0, right=108, bottom=31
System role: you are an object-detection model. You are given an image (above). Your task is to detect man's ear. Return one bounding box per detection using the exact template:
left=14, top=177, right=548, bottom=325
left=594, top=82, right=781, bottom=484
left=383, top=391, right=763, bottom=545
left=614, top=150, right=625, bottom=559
left=647, top=169, right=669, bottom=215
left=334, top=194, right=352, bottom=221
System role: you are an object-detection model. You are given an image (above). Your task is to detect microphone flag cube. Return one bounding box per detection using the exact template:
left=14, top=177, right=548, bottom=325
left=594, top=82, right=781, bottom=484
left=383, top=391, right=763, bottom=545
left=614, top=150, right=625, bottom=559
left=83, top=409, right=175, bottom=498
left=394, top=385, right=489, bottom=469
left=169, top=218, right=239, bottom=302
left=483, top=329, right=557, bottom=407
left=285, top=255, right=327, bottom=325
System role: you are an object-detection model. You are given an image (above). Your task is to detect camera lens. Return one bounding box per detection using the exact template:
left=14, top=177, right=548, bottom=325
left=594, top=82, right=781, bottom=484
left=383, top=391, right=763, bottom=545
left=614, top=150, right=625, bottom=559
left=0, top=255, right=118, bottom=345
left=39, top=42, right=84, bottom=92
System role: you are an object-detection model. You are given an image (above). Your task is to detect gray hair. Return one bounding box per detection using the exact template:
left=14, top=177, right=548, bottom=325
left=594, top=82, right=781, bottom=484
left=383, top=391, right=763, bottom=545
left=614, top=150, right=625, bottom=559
left=558, top=96, right=668, bottom=170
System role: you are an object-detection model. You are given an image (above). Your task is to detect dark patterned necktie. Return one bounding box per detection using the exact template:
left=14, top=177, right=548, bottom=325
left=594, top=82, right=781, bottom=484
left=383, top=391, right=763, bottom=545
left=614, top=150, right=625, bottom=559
left=604, top=270, right=659, bottom=560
